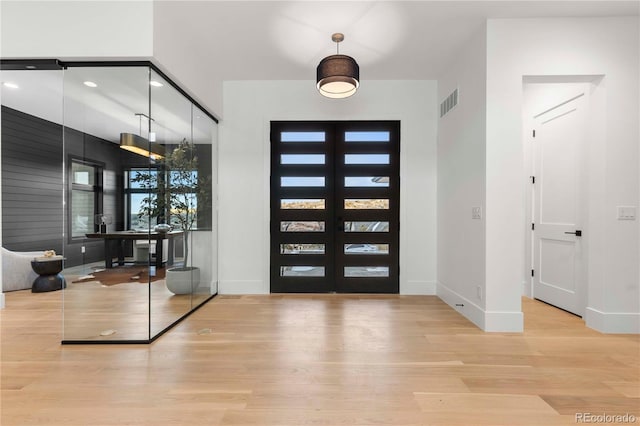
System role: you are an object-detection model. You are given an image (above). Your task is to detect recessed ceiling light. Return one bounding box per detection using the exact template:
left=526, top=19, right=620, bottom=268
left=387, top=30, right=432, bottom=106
left=83, top=81, right=97, bottom=88
left=150, top=80, right=163, bottom=87
left=3, top=82, right=19, bottom=89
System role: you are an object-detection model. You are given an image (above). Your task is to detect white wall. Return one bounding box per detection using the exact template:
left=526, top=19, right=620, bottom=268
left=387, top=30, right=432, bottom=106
left=152, top=1, right=223, bottom=120
left=0, top=1, right=153, bottom=59
left=219, top=80, right=437, bottom=295
left=487, top=17, right=640, bottom=333
left=437, top=25, right=500, bottom=330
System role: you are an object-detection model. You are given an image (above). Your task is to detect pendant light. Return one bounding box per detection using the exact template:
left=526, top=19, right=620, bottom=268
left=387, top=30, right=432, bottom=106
left=120, top=113, right=165, bottom=160
left=316, top=33, right=359, bottom=99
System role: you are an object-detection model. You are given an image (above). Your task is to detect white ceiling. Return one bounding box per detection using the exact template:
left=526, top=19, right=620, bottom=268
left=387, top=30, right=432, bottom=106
left=155, top=1, right=639, bottom=82
left=1, top=1, right=637, bottom=143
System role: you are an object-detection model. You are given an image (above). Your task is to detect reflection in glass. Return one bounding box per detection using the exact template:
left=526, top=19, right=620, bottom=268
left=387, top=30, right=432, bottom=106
left=281, top=132, right=325, bottom=142
left=281, top=244, right=325, bottom=254
left=344, top=221, right=389, bottom=232
left=280, top=221, right=325, bottom=232
left=281, top=176, right=325, bottom=187
left=280, top=266, right=325, bottom=276
left=281, top=154, right=325, bottom=164
left=344, top=266, right=389, bottom=277
left=344, top=176, right=389, bottom=187
left=344, top=199, right=390, bottom=209
left=55, top=64, right=216, bottom=343
left=344, top=244, right=389, bottom=254
left=344, top=154, right=390, bottom=164
left=344, top=131, right=390, bottom=142
left=281, top=199, right=325, bottom=209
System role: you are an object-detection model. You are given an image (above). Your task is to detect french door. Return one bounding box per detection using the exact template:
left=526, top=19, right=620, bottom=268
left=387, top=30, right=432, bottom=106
left=270, top=121, right=400, bottom=293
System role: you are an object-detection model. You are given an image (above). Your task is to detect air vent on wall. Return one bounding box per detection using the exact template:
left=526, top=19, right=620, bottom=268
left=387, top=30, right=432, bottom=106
left=440, top=88, right=458, bottom=118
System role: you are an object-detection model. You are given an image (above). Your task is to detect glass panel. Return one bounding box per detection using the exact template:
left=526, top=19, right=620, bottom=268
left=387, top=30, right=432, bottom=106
left=344, top=266, right=390, bottom=277
left=344, top=221, right=389, bottom=232
left=281, top=132, right=325, bottom=142
left=344, top=131, right=390, bottom=142
left=345, top=199, right=390, bottom=209
left=280, top=266, right=325, bottom=276
left=72, top=162, right=95, bottom=185
left=344, top=244, right=389, bottom=255
left=56, top=65, right=217, bottom=343
left=281, top=177, right=325, bottom=187
left=280, top=244, right=325, bottom=254
left=71, top=190, right=94, bottom=238
left=147, top=68, right=194, bottom=336
left=189, top=108, right=217, bottom=308
left=345, top=154, right=390, bottom=164
left=345, top=176, right=389, bottom=187
left=281, top=154, right=325, bottom=164
left=281, top=199, right=325, bottom=209
left=280, top=221, right=325, bottom=232
left=62, top=65, right=152, bottom=342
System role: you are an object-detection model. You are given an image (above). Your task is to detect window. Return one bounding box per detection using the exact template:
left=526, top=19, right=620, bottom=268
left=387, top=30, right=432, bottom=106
left=70, top=159, right=103, bottom=239
left=125, top=168, right=159, bottom=230
left=125, top=167, right=201, bottom=230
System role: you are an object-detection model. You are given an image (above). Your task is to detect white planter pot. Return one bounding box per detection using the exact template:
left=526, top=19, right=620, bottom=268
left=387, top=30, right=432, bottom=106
left=165, top=266, right=200, bottom=295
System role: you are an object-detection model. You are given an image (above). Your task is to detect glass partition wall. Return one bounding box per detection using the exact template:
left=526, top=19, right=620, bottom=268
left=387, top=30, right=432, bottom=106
left=1, top=61, right=218, bottom=343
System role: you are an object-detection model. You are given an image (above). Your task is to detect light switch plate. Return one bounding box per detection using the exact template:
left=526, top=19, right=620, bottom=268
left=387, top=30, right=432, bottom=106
left=617, top=206, right=637, bottom=220
left=472, top=206, right=482, bottom=219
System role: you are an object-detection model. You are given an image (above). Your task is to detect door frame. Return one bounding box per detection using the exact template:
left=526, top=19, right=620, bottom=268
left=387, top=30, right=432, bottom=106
left=522, top=75, right=605, bottom=319
left=269, top=120, right=400, bottom=293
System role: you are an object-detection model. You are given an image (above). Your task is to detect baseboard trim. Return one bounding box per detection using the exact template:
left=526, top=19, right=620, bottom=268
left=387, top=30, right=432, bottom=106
left=0, top=292, right=5, bottom=309
left=437, top=281, right=523, bottom=332
left=437, top=281, right=485, bottom=329
left=218, top=280, right=267, bottom=294
left=585, top=307, right=640, bottom=334
left=401, top=280, right=436, bottom=295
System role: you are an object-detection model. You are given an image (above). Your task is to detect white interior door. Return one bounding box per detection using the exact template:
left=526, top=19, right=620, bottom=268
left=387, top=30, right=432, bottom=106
left=532, top=90, right=588, bottom=316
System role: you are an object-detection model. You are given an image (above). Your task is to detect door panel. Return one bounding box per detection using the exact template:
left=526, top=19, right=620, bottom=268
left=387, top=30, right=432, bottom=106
left=271, top=121, right=399, bottom=293
left=533, top=92, right=587, bottom=315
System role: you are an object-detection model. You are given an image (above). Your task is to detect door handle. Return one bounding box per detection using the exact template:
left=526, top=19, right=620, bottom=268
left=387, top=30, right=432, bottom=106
left=564, top=230, right=582, bottom=237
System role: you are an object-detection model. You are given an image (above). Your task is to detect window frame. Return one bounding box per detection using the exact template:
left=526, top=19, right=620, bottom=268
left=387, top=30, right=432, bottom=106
left=125, top=166, right=163, bottom=231
left=68, top=156, right=104, bottom=243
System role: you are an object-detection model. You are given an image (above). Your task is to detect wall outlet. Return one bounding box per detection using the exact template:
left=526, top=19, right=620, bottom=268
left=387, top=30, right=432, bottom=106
left=472, top=206, right=482, bottom=219
left=81, top=246, right=86, bottom=254
left=476, top=285, right=482, bottom=300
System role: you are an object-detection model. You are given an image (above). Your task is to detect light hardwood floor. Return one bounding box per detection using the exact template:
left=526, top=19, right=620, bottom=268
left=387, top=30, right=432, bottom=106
left=1, top=292, right=639, bottom=425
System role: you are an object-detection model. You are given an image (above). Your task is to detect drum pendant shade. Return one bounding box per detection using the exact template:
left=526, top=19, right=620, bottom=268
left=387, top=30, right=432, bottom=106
left=316, top=33, right=359, bottom=99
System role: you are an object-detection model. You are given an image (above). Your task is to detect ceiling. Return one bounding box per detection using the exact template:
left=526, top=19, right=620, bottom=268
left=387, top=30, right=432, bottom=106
left=154, top=1, right=639, bottom=82
left=1, top=1, right=637, bottom=143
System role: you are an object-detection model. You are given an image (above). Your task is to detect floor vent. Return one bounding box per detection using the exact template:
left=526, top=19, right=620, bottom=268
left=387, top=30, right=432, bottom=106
left=440, top=88, right=458, bottom=118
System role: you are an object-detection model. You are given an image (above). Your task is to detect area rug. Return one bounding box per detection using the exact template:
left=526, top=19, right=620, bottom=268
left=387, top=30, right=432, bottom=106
left=71, top=266, right=166, bottom=286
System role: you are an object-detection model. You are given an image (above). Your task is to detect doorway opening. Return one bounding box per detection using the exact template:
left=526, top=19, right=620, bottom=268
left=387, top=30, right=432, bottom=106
left=270, top=121, right=400, bottom=293
left=523, top=76, right=605, bottom=318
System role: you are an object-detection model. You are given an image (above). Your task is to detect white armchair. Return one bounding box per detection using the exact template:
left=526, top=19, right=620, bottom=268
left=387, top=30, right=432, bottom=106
left=1, top=247, right=45, bottom=292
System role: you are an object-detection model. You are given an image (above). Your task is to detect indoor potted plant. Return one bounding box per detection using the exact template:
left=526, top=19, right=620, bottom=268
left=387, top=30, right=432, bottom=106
left=133, top=138, right=210, bottom=294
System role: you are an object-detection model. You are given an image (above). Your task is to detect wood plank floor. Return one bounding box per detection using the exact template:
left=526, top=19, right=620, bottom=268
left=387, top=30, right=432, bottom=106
left=1, top=293, right=638, bottom=425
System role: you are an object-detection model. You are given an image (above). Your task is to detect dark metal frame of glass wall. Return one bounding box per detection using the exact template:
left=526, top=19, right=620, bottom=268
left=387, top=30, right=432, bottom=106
left=0, top=59, right=218, bottom=344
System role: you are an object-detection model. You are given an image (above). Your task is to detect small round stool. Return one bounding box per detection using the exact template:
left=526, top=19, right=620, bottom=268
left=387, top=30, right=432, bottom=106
left=31, top=257, right=66, bottom=293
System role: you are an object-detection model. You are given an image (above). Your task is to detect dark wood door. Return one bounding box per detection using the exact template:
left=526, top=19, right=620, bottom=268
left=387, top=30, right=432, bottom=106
left=270, top=121, right=400, bottom=293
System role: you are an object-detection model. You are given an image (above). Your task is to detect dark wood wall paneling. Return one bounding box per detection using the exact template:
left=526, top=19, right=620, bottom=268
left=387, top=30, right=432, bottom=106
left=1, top=106, right=142, bottom=267
left=1, top=106, right=64, bottom=253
